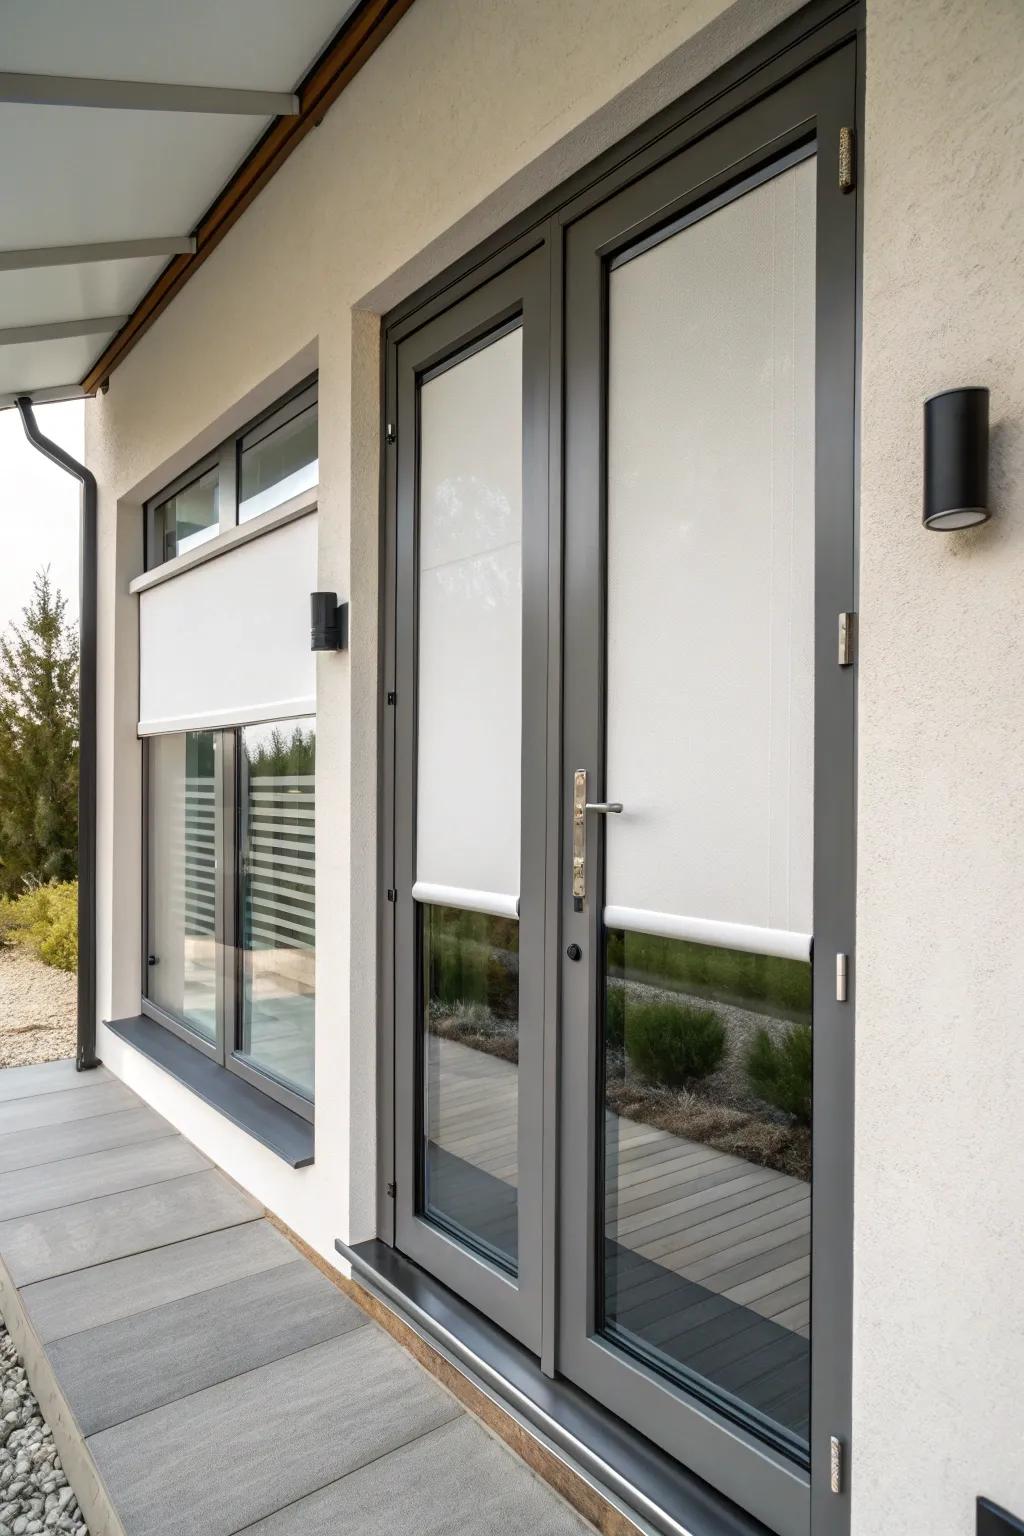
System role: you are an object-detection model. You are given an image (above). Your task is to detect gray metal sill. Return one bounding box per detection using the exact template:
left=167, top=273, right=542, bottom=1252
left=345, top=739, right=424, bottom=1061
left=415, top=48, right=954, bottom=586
left=105, top=1015, right=314, bottom=1168
left=337, top=1237, right=770, bottom=1536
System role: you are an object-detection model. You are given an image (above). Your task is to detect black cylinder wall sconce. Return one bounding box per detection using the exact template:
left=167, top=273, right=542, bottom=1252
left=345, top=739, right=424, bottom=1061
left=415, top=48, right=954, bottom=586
left=923, top=386, right=990, bottom=531
left=310, top=591, right=348, bottom=651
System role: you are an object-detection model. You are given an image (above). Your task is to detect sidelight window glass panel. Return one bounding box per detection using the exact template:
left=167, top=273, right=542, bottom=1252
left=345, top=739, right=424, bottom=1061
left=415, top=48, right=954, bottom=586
left=237, top=719, right=316, bottom=1099
left=239, top=402, right=319, bottom=523
left=421, top=904, right=519, bottom=1272
left=146, top=731, right=218, bottom=1040
left=153, top=466, right=219, bottom=564
left=601, top=156, right=816, bottom=1454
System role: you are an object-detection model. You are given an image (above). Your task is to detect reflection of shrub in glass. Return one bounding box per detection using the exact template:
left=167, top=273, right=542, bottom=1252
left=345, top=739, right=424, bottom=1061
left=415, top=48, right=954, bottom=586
left=605, top=982, right=626, bottom=1049
left=626, top=999, right=726, bottom=1087
left=744, top=1022, right=812, bottom=1124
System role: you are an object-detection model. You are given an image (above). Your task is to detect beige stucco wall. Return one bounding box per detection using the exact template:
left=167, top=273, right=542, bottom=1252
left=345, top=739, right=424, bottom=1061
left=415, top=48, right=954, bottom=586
left=84, top=0, right=1024, bottom=1529
left=854, top=1, right=1024, bottom=1531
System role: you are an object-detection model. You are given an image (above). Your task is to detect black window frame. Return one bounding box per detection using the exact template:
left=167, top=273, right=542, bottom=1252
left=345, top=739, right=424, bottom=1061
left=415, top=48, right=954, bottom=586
left=141, top=718, right=317, bottom=1122
left=144, top=375, right=318, bottom=571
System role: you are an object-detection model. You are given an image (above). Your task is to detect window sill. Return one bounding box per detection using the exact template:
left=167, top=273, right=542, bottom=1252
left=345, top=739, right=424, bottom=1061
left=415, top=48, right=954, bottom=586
left=337, top=1237, right=771, bottom=1536
left=105, top=1014, right=314, bottom=1168
left=129, top=486, right=318, bottom=595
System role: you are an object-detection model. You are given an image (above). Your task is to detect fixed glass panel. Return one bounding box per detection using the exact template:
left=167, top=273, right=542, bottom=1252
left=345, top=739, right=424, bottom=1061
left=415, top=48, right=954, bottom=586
left=237, top=719, right=315, bottom=1099
left=416, top=324, right=524, bottom=1264
left=153, top=466, right=219, bottom=564
left=422, top=904, right=519, bottom=1271
left=146, top=731, right=218, bottom=1040
left=601, top=157, right=816, bottom=1453
left=239, top=402, right=318, bottom=523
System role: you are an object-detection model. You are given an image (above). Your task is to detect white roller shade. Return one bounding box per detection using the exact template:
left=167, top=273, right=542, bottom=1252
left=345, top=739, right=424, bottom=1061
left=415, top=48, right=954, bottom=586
left=416, top=327, right=523, bottom=911
left=605, top=157, right=815, bottom=944
left=138, top=515, right=317, bottom=736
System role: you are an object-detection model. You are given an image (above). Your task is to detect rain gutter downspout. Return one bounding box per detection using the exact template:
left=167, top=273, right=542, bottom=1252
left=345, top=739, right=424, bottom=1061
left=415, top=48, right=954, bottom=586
left=15, top=397, right=99, bottom=1071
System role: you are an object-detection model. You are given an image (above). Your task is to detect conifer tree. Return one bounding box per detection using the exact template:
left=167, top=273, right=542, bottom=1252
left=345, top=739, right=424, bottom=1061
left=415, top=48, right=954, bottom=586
left=0, top=569, right=79, bottom=897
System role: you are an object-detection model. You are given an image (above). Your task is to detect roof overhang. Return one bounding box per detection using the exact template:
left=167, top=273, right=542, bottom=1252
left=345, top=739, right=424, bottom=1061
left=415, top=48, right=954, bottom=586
left=0, top=0, right=414, bottom=411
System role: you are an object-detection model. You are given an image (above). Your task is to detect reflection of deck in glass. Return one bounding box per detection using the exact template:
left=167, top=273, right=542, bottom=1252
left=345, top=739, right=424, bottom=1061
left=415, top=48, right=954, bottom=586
left=426, top=1036, right=809, bottom=1441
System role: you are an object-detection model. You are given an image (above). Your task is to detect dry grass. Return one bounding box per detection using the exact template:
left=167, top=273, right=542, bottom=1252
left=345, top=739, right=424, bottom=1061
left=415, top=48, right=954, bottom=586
left=605, top=1077, right=810, bottom=1181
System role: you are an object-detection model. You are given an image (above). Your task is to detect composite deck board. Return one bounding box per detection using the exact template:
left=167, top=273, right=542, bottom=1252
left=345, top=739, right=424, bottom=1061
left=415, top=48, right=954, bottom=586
left=0, top=1058, right=585, bottom=1536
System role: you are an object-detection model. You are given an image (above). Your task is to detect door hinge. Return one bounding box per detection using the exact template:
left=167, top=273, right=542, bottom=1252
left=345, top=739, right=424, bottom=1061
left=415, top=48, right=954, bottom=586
left=838, top=127, right=855, bottom=192
left=386, top=888, right=396, bottom=903
left=386, top=690, right=396, bottom=705
left=385, top=422, right=396, bottom=445
left=386, top=1181, right=397, bottom=1199
left=830, top=1435, right=844, bottom=1495
left=836, top=952, right=849, bottom=1002
left=838, top=611, right=855, bottom=666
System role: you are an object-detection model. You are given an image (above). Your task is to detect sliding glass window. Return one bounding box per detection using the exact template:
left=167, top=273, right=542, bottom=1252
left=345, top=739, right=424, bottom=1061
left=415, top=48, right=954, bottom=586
left=144, top=719, right=315, bottom=1110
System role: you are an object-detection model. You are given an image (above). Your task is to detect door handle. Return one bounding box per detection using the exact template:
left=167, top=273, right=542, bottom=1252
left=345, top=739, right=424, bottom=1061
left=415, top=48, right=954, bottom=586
left=573, top=772, right=623, bottom=909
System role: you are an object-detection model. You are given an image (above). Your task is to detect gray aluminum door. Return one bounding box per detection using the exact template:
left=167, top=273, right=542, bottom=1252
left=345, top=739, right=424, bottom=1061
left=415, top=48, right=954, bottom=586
left=392, top=250, right=549, bottom=1351
left=558, top=51, right=856, bottom=1536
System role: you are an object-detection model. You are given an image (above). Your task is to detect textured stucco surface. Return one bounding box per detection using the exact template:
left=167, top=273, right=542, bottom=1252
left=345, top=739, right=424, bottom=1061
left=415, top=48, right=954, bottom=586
left=854, top=1, right=1024, bottom=1531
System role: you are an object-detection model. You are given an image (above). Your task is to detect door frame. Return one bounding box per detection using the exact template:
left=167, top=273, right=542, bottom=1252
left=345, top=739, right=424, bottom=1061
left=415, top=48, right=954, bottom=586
left=378, top=5, right=861, bottom=1530
left=558, top=46, right=857, bottom=1536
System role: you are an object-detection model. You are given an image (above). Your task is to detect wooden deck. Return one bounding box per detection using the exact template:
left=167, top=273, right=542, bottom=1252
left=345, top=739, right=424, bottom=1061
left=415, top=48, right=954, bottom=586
left=0, top=1058, right=586, bottom=1536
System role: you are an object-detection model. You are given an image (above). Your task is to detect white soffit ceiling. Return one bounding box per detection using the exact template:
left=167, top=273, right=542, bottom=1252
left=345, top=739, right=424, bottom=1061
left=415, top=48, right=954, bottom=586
left=0, top=0, right=359, bottom=411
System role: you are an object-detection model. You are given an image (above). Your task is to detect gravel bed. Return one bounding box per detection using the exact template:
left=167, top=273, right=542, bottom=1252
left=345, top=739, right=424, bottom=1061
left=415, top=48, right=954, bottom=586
left=0, top=1321, right=86, bottom=1535
left=0, top=950, right=75, bottom=1070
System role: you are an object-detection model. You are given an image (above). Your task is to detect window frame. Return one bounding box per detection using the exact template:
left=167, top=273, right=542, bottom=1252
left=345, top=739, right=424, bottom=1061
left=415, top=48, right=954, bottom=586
left=141, top=718, right=316, bottom=1121
left=144, top=375, right=318, bottom=571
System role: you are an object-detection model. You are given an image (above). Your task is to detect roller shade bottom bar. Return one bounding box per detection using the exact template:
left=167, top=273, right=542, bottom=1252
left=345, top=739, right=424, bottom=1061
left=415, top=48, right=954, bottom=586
left=604, top=905, right=811, bottom=963
left=412, top=882, right=519, bottom=921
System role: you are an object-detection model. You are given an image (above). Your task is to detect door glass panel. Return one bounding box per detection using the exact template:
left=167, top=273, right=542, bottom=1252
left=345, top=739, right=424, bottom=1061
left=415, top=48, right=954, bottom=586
left=146, top=731, right=218, bottom=1040
left=601, top=156, right=816, bottom=1452
left=237, top=719, right=316, bottom=1100
left=415, top=324, right=523, bottom=1270
left=422, top=904, right=519, bottom=1270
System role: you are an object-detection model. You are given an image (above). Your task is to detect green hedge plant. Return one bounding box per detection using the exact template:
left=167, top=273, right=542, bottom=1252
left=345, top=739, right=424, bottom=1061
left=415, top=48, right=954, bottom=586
left=0, top=881, right=77, bottom=972
left=626, top=999, right=726, bottom=1088
left=744, top=1022, right=812, bottom=1124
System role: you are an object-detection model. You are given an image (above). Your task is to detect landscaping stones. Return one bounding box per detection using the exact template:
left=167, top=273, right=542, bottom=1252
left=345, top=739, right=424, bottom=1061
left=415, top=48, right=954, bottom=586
left=0, top=951, right=75, bottom=1070
left=0, top=1321, right=87, bottom=1536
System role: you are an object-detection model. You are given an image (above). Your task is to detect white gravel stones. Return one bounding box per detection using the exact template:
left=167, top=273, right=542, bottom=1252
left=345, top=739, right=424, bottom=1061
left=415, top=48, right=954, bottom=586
left=0, top=1321, right=87, bottom=1536
left=0, top=951, right=75, bottom=1070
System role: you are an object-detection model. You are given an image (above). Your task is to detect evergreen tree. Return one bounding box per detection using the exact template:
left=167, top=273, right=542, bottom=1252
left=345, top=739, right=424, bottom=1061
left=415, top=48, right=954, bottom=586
left=0, top=569, right=79, bottom=897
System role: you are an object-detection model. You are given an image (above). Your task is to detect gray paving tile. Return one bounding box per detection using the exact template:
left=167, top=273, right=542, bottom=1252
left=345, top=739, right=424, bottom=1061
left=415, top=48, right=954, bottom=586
left=0, top=1079, right=138, bottom=1134
left=0, top=1136, right=209, bottom=1221
left=0, top=1169, right=261, bottom=1285
left=234, top=1413, right=588, bottom=1534
left=0, top=1105, right=175, bottom=1175
left=22, top=1220, right=296, bottom=1344
left=88, top=1327, right=462, bottom=1536
left=52, top=1259, right=368, bottom=1434
left=0, top=1059, right=110, bottom=1103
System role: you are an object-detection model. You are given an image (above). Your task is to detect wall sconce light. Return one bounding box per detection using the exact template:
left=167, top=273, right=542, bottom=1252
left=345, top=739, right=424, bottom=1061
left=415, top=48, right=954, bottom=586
left=310, top=591, right=348, bottom=651
left=923, top=386, right=990, bottom=530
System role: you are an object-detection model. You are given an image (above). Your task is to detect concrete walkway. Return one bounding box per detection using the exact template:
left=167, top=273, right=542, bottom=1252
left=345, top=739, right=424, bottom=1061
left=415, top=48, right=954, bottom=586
left=0, top=1059, right=588, bottom=1536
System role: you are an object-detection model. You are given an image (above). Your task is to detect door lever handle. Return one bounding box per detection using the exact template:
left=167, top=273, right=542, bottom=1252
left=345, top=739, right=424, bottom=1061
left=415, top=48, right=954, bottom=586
left=585, top=801, right=623, bottom=814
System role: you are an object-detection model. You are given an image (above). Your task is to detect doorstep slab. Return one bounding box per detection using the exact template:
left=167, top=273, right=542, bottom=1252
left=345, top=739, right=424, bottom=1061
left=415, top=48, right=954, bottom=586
left=0, top=1135, right=210, bottom=1221
left=87, top=1327, right=463, bottom=1536
left=21, top=1219, right=298, bottom=1344
left=233, top=1413, right=588, bottom=1535
left=50, top=1259, right=369, bottom=1434
left=0, top=1169, right=262, bottom=1285
left=0, top=1105, right=176, bottom=1176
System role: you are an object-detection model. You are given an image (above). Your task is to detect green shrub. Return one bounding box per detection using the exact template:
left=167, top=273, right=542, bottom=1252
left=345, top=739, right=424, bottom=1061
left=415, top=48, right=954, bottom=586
left=626, top=999, right=726, bottom=1087
left=744, top=1023, right=812, bottom=1124
left=1, top=881, right=77, bottom=971
left=605, top=983, right=625, bottom=1049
